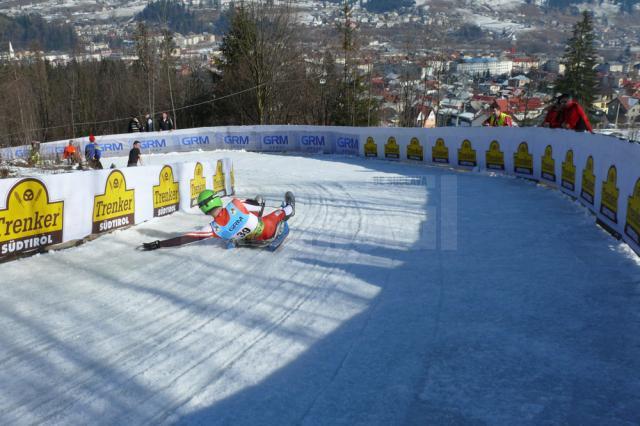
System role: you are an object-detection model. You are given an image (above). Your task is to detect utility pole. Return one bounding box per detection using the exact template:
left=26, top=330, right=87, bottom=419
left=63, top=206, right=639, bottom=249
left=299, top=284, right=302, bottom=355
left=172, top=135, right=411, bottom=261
left=320, top=76, right=326, bottom=125
left=342, top=0, right=354, bottom=125
left=367, top=60, right=373, bottom=127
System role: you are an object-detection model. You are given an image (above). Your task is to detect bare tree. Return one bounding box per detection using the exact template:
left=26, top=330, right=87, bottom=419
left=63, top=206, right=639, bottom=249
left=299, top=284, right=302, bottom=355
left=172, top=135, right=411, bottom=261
left=160, top=29, right=178, bottom=128
left=135, top=22, right=158, bottom=123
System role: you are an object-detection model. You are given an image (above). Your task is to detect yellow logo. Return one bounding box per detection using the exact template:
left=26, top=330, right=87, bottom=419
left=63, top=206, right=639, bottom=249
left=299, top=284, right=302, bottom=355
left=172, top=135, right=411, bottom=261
left=541, top=145, right=556, bottom=182
left=364, top=136, right=378, bottom=158
left=92, top=170, right=134, bottom=234
left=432, top=138, right=449, bottom=164
left=190, top=162, right=208, bottom=208
left=213, top=160, right=225, bottom=194
left=230, top=164, right=235, bottom=194
left=485, top=140, right=504, bottom=170
left=624, top=179, right=640, bottom=246
left=458, top=139, right=477, bottom=167
left=384, top=136, right=400, bottom=159
left=407, top=137, right=423, bottom=161
left=513, top=142, right=533, bottom=175
left=0, top=178, right=63, bottom=258
left=581, top=156, right=596, bottom=205
left=600, top=165, right=619, bottom=223
left=561, top=150, right=576, bottom=191
left=153, top=165, right=180, bottom=217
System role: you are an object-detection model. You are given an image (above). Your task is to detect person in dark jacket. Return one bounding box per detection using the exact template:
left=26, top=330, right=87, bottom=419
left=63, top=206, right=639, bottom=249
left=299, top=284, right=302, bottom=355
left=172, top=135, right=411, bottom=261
left=159, top=112, right=174, bottom=131
left=128, top=117, right=143, bottom=133
left=558, top=94, right=593, bottom=132
left=127, top=141, right=143, bottom=167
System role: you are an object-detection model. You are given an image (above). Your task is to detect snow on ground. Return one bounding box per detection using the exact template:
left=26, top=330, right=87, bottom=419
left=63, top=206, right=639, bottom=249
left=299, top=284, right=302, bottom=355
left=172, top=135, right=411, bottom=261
left=459, top=9, right=529, bottom=33
left=1, top=151, right=639, bottom=425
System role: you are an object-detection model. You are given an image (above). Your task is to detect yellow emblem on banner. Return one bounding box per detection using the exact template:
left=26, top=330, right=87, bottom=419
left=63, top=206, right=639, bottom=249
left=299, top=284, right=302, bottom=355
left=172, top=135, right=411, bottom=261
left=153, top=165, right=180, bottom=217
left=513, top=142, right=533, bottom=175
left=384, top=136, right=400, bottom=159
left=406, top=137, right=423, bottom=161
left=457, top=139, right=477, bottom=167
left=432, top=138, right=449, bottom=164
left=485, top=140, right=504, bottom=170
left=92, top=170, right=135, bottom=234
left=364, top=137, right=378, bottom=158
left=0, top=178, right=64, bottom=258
left=624, top=179, right=640, bottom=246
left=230, top=164, right=235, bottom=194
left=541, top=145, right=556, bottom=182
left=561, top=149, right=576, bottom=191
left=600, top=165, right=619, bottom=223
left=190, top=162, right=208, bottom=208
left=581, top=156, right=596, bottom=205
left=213, top=159, right=225, bottom=194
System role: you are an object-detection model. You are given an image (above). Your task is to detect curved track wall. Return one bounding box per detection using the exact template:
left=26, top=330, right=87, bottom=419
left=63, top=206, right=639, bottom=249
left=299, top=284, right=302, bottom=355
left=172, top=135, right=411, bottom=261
left=1, top=126, right=639, bottom=257
left=0, top=158, right=234, bottom=260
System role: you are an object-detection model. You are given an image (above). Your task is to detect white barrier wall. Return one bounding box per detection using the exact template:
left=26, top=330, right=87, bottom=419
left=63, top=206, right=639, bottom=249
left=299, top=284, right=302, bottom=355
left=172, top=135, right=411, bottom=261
left=0, top=158, right=234, bottom=260
left=2, top=125, right=640, bottom=258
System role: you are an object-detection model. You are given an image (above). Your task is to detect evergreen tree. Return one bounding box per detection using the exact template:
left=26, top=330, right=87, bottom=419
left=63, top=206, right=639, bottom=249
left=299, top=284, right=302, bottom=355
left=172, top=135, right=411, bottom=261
left=214, top=2, right=305, bottom=125
left=134, top=0, right=205, bottom=34
left=554, top=11, right=598, bottom=108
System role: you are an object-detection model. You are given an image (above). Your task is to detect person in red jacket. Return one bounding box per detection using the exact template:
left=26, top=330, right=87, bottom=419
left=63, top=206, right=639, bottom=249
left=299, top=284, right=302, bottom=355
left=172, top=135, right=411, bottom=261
left=541, top=97, right=564, bottom=128
left=558, top=94, right=593, bottom=132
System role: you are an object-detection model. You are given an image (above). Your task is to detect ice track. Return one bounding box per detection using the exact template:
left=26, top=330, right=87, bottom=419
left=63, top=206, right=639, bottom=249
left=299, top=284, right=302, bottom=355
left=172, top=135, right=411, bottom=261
left=1, top=151, right=639, bottom=425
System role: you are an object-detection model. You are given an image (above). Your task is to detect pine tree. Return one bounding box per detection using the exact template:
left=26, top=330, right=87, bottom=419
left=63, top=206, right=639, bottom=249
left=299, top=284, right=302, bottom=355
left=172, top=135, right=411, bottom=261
left=214, top=2, right=303, bottom=125
left=554, top=11, right=598, bottom=108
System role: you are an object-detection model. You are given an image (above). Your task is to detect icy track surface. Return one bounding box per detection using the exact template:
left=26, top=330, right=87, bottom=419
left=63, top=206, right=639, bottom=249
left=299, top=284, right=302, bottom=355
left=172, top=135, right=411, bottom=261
left=1, top=151, right=640, bottom=425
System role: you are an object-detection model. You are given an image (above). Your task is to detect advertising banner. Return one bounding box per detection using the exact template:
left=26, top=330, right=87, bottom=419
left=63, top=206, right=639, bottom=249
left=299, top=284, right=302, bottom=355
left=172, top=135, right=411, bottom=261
left=624, top=179, right=640, bottom=247
left=600, top=165, right=619, bottom=224
left=189, top=162, right=208, bottom=208
left=176, top=133, right=214, bottom=152
left=432, top=138, right=449, bottom=164
left=215, top=128, right=259, bottom=151
left=298, top=132, right=333, bottom=154
left=0, top=178, right=64, bottom=259
left=541, top=145, right=556, bottom=183
left=458, top=139, right=477, bottom=167
left=406, top=137, right=424, bottom=161
left=260, top=131, right=297, bottom=152
left=153, top=165, right=180, bottom=217
left=580, top=156, right=596, bottom=206
left=364, top=136, right=378, bottom=158
left=485, top=140, right=505, bottom=171
left=561, top=149, right=576, bottom=192
left=384, top=137, right=400, bottom=160
left=513, top=142, right=534, bottom=176
left=334, top=133, right=360, bottom=156
left=92, top=170, right=135, bottom=234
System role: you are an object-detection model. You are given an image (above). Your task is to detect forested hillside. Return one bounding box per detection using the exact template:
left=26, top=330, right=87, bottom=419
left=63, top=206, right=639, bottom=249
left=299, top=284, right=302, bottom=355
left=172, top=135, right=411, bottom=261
left=0, top=13, right=78, bottom=50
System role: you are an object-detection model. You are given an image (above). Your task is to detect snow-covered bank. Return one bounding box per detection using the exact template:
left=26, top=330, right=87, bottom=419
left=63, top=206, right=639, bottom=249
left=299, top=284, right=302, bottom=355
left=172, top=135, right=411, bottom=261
left=1, top=151, right=639, bottom=425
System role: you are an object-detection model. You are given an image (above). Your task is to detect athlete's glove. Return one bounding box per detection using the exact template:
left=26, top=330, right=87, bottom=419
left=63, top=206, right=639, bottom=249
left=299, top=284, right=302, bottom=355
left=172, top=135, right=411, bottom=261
left=142, top=240, right=161, bottom=250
